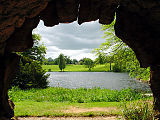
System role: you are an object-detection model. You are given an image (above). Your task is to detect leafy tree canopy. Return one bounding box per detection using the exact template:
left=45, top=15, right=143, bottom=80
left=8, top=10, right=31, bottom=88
left=72, top=59, right=78, bottom=64
left=58, top=53, right=66, bottom=71
left=93, top=20, right=150, bottom=80
left=11, top=34, right=49, bottom=89
left=84, top=58, right=95, bottom=71
left=19, top=33, right=46, bottom=64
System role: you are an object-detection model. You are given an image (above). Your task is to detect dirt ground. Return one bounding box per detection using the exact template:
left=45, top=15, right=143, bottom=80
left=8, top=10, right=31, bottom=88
left=17, top=117, right=118, bottom=120
left=63, top=107, right=118, bottom=113
left=16, top=106, right=120, bottom=120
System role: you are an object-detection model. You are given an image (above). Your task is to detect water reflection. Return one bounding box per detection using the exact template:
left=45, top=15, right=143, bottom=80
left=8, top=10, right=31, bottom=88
left=47, top=72, right=151, bottom=91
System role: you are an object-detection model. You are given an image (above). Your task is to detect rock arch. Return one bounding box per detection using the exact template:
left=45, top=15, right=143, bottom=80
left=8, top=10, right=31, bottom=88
left=1, top=0, right=160, bottom=119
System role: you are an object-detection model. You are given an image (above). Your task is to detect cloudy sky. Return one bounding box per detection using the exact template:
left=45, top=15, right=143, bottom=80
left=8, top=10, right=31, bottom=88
left=33, top=20, right=106, bottom=60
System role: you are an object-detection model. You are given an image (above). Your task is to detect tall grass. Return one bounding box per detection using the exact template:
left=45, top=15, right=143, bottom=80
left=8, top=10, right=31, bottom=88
left=9, top=87, right=146, bottom=103
left=121, top=101, right=155, bottom=120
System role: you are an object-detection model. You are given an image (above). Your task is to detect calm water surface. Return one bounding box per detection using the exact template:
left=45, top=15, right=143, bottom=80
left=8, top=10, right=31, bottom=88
left=47, top=72, right=150, bottom=91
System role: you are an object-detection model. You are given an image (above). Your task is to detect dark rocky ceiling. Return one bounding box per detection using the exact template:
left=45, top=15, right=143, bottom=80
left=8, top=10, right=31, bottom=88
left=1, top=0, right=160, bottom=67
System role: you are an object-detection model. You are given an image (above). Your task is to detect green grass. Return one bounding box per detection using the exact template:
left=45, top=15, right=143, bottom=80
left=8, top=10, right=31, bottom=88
left=9, top=87, right=146, bottom=103
left=9, top=87, right=151, bottom=117
left=14, top=101, right=121, bottom=117
left=121, top=100, right=155, bottom=120
left=42, top=64, right=113, bottom=72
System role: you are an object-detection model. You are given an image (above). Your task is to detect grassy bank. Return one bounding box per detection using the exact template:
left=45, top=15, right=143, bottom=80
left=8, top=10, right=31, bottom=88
left=42, top=64, right=113, bottom=72
left=9, top=87, right=145, bottom=103
left=9, top=87, right=151, bottom=117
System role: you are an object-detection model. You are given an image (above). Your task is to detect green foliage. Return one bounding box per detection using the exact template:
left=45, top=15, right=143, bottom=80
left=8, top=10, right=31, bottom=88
left=58, top=53, right=66, bottom=71
left=44, top=57, right=59, bottom=65
left=20, top=34, right=46, bottom=64
left=9, top=87, right=146, bottom=103
left=127, top=60, right=150, bottom=80
left=93, top=20, right=150, bottom=80
left=84, top=58, right=95, bottom=71
left=64, top=55, right=72, bottom=64
left=44, top=56, right=77, bottom=65
left=72, top=59, right=78, bottom=64
left=11, top=59, right=49, bottom=89
left=12, top=34, right=49, bottom=89
left=122, top=101, right=155, bottom=120
left=94, top=54, right=106, bottom=65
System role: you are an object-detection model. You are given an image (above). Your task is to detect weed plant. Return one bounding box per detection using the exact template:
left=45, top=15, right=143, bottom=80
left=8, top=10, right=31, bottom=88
left=9, top=87, right=147, bottom=103
left=121, top=101, right=155, bottom=120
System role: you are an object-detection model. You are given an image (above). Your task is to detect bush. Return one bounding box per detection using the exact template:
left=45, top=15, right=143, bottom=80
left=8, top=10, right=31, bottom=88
left=11, top=59, right=49, bottom=89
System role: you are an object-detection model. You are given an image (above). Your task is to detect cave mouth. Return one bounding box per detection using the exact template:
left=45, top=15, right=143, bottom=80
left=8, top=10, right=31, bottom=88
left=7, top=17, right=150, bottom=115
left=7, top=19, right=141, bottom=118
left=1, top=0, right=160, bottom=119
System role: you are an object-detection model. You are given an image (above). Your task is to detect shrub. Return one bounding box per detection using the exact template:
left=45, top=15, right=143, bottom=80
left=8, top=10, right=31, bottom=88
left=11, top=59, right=49, bottom=89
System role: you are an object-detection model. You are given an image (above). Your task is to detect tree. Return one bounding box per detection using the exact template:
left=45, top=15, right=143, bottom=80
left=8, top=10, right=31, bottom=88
left=44, top=57, right=53, bottom=65
left=95, top=53, right=106, bottom=64
left=105, top=55, right=113, bottom=71
left=11, top=34, right=49, bottom=89
left=20, top=33, right=46, bottom=64
left=72, top=59, right=78, bottom=64
left=64, top=56, right=72, bottom=64
left=53, top=58, right=59, bottom=65
left=79, top=58, right=86, bottom=65
left=93, top=20, right=150, bottom=79
left=93, top=21, right=129, bottom=72
left=84, top=58, right=95, bottom=71
left=58, top=53, right=66, bottom=71
left=11, top=58, right=49, bottom=89
left=44, top=57, right=59, bottom=65
left=48, top=57, right=53, bottom=62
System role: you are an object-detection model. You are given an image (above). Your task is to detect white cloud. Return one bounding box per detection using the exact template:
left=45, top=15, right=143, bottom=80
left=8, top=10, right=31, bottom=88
left=45, top=48, right=96, bottom=60
left=33, top=20, right=106, bottom=60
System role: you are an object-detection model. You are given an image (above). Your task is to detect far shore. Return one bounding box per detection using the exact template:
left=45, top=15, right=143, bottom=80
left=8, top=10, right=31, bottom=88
left=42, top=64, right=114, bottom=72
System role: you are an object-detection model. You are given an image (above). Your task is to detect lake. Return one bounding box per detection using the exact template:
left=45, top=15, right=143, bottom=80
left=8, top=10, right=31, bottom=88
left=47, top=72, right=151, bottom=91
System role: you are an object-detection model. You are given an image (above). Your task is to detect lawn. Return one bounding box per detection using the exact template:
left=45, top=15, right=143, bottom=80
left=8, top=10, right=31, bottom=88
left=14, top=101, right=121, bottom=117
left=9, top=87, right=152, bottom=117
left=9, top=87, right=151, bottom=117
left=42, top=64, right=113, bottom=72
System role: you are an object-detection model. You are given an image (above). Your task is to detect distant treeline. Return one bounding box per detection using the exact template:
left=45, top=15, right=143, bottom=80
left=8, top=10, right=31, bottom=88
left=44, top=56, right=102, bottom=65
left=44, top=56, right=78, bottom=65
